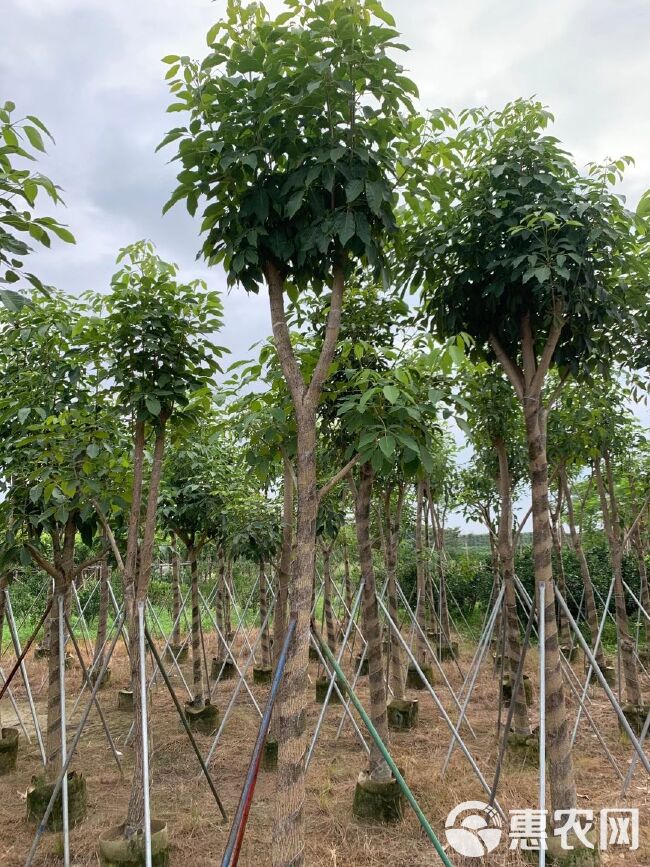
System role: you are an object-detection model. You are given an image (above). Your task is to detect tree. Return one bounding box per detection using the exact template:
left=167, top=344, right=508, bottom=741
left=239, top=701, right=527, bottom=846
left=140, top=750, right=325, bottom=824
left=0, top=290, right=112, bottom=783
left=411, top=98, right=647, bottom=816
left=0, top=101, right=75, bottom=308
left=88, top=241, right=224, bottom=835
left=160, top=2, right=417, bottom=860
left=462, top=363, right=531, bottom=736
left=160, top=428, right=229, bottom=710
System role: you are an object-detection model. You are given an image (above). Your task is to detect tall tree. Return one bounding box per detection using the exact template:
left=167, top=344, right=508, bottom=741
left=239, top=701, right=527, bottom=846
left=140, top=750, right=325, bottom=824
left=161, top=2, right=417, bottom=860
left=410, top=99, right=646, bottom=815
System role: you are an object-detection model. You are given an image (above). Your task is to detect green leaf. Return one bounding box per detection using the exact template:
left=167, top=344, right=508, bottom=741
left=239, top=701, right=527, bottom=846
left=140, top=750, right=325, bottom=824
left=86, top=443, right=101, bottom=459
left=24, top=125, right=46, bottom=152
left=339, top=211, right=355, bottom=246
left=378, top=434, right=396, bottom=458
left=146, top=396, right=162, bottom=416
left=383, top=384, right=399, bottom=404
left=345, top=179, right=365, bottom=203
left=365, top=180, right=384, bottom=215
left=17, top=407, right=30, bottom=423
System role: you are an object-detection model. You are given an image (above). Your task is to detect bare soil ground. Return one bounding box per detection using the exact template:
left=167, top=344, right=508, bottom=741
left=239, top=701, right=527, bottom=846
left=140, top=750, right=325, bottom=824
left=0, top=630, right=648, bottom=866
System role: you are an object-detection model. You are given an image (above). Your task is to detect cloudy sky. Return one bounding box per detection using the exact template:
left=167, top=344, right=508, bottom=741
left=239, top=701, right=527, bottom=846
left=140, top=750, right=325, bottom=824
left=3, top=0, right=649, bottom=528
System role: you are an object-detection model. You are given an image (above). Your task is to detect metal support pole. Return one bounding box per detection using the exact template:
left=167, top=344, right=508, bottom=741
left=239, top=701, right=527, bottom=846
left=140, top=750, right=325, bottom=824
left=63, top=611, right=123, bottom=775
left=570, top=575, right=616, bottom=746
left=58, top=596, right=70, bottom=867
left=538, top=583, right=546, bottom=867
left=376, top=593, right=504, bottom=819
left=137, top=602, right=152, bottom=867
left=144, top=624, right=226, bottom=820
left=554, top=585, right=650, bottom=776
left=442, top=585, right=504, bottom=772
left=25, top=611, right=125, bottom=867
left=0, top=666, right=31, bottom=740
left=221, top=616, right=298, bottom=867
left=4, top=591, right=46, bottom=764
left=621, top=709, right=650, bottom=795
left=314, top=630, right=456, bottom=867
left=306, top=581, right=367, bottom=767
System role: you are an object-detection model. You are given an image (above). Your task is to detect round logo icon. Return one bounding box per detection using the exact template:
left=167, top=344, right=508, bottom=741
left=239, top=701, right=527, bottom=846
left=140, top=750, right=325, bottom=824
left=445, top=800, right=503, bottom=858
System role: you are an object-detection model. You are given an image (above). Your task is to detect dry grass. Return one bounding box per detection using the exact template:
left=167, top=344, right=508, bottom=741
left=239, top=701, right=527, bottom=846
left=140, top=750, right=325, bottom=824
left=0, top=631, right=648, bottom=866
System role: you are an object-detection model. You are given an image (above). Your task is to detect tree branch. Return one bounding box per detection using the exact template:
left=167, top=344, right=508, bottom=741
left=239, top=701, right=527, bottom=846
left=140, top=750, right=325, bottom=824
left=306, top=262, right=345, bottom=406
left=72, top=545, right=110, bottom=579
left=24, top=544, right=60, bottom=582
left=488, top=332, right=524, bottom=402
left=92, top=500, right=125, bottom=573
left=265, top=262, right=306, bottom=407
left=318, top=453, right=360, bottom=502
left=531, top=302, right=566, bottom=395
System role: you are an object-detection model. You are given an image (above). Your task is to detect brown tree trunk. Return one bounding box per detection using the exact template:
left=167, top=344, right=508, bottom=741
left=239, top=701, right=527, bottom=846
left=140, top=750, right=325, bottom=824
left=595, top=456, right=642, bottom=705
left=216, top=554, right=228, bottom=659
left=259, top=560, right=271, bottom=669
left=560, top=468, right=605, bottom=668
left=321, top=543, right=337, bottom=653
left=266, top=259, right=344, bottom=867
left=272, top=411, right=319, bottom=866
left=171, top=535, right=182, bottom=647
left=354, top=463, right=391, bottom=780
left=414, top=481, right=428, bottom=664
left=94, top=555, right=110, bottom=668
left=523, top=400, right=576, bottom=814
left=189, top=543, right=203, bottom=705
left=633, top=527, right=650, bottom=647
left=125, top=421, right=166, bottom=832
left=495, top=437, right=530, bottom=736
left=274, top=456, right=293, bottom=666
left=384, top=484, right=405, bottom=701
left=550, top=486, right=570, bottom=647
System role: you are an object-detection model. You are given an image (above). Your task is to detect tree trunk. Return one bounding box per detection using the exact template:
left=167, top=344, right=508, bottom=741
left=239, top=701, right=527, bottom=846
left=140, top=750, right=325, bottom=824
left=560, top=468, right=605, bottom=668
left=189, top=544, right=203, bottom=705
left=216, top=555, right=228, bottom=659
left=125, top=421, right=166, bottom=833
left=384, top=485, right=405, bottom=702
left=259, top=560, right=271, bottom=669
left=414, top=481, right=428, bottom=664
left=354, top=462, right=391, bottom=780
left=550, top=488, right=570, bottom=647
left=0, top=574, right=6, bottom=728
left=633, top=527, right=650, bottom=647
left=272, top=410, right=319, bottom=867
left=274, top=456, right=293, bottom=666
left=93, top=555, right=109, bottom=668
left=45, top=574, right=70, bottom=782
left=495, top=438, right=530, bottom=736
left=523, top=399, right=576, bottom=815
left=171, top=536, right=182, bottom=647
left=321, top=544, right=337, bottom=653
left=595, top=456, right=642, bottom=705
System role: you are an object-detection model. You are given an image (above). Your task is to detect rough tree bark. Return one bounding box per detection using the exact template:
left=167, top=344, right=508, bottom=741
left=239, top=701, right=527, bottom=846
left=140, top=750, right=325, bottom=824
left=354, top=462, right=391, bottom=780
left=414, top=481, right=428, bottom=665
left=266, top=259, right=344, bottom=867
left=259, top=560, right=271, bottom=669
left=490, top=312, right=577, bottom=816
left=384, top=484, right=406, bottom=701
left=274, top=456, right=294, bottom=667
left=595, top=455, right=642, bottom=705
left=320, top=541, right=337, bottom=653
left=559, top=467, right=605, bottom=669
left=171, top=535, right=182, bottom=647
left=125, top=420, right=166, bottom=832
left=494, top=437, right=530, bottom=736
left=93, top=553, right=110, bottom=670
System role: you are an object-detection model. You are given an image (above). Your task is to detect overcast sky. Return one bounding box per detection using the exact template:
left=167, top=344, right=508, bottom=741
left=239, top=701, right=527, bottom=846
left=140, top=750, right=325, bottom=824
left=3, top=0, right=649, bottom=529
